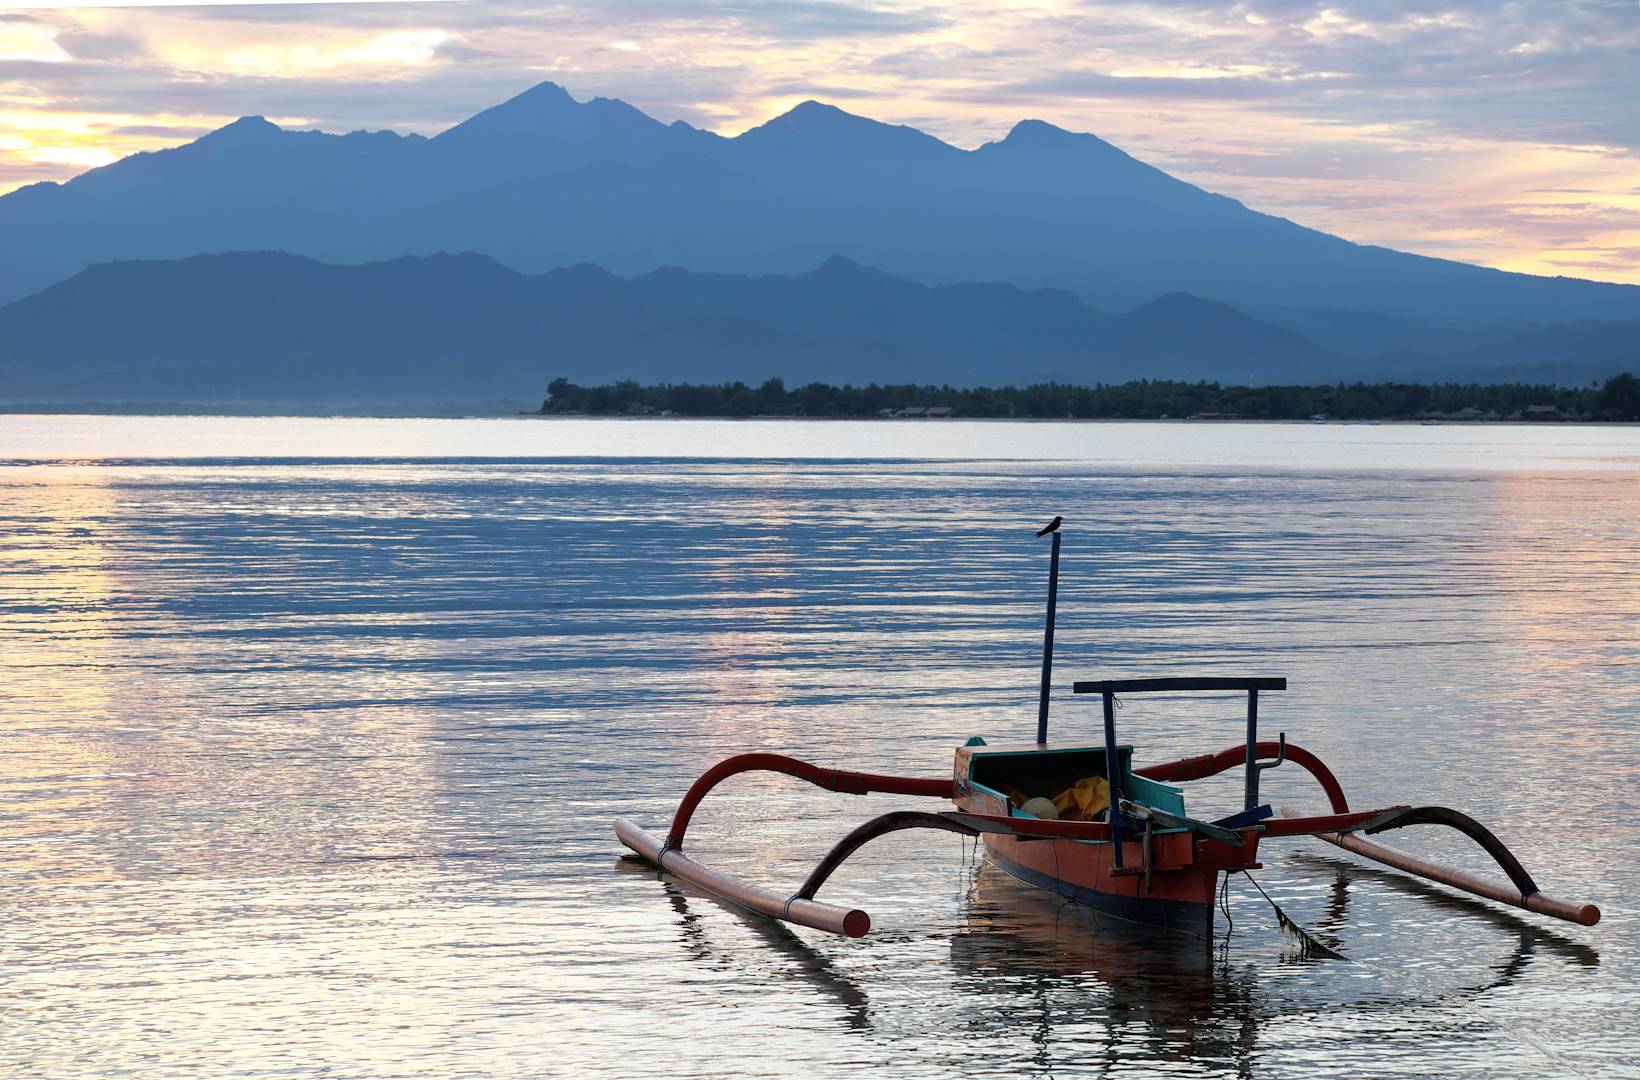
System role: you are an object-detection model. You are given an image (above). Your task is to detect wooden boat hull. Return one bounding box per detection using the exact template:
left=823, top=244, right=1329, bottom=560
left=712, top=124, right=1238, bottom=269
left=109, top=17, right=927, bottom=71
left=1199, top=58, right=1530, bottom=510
left=962, top=803, right=1259, bottom=943
left=983, top=839, right=1219, bottom=942
left=954, top=743, right=1260, bottom=943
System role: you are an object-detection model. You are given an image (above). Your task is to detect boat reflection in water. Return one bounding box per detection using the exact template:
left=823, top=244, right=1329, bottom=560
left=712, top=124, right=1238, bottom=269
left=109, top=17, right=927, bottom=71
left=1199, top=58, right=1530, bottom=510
left=1287, top=852, right=1600, bottom=975
left=624, top=846, right=1599, bottom=1074
left=950, top=862, right=1265, bottom=1068
left=614, top=855, right=874, bottom=1031
left=948, top=858, right=1600, bottom=1072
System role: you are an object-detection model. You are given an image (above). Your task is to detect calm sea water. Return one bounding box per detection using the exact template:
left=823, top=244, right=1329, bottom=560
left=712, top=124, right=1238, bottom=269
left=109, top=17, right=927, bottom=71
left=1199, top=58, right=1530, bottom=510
left=2, top=416, right=1637, bottom=1079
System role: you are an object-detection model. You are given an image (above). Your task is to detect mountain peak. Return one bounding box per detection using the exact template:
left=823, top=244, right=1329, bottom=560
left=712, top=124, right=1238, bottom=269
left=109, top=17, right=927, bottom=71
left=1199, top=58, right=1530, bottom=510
left=199, top=115, right=282, bottom=144
left=441, top=81, right=577, bottom=135
left=436, top=80, right=661, bottom=143
left=997, top=118, right=1121, bottom=153
left=481, top=81, right=577, bottom=116
left=1006, top=118, right=1070, bottom=139
left=786, top=100, right=848, bottom=121
left=514, top=80, right=574, bottom=103
left=973, top=116, right=1176, bottom=196
left=752, top=100, right=877, bottom=135
left=804, top=254, right=920, bottom=290
left=1133, top=291, right=1234, bottom=315
left=735, top=100, right=958, bottom=164
left=813, top=253, right=869, bottom=274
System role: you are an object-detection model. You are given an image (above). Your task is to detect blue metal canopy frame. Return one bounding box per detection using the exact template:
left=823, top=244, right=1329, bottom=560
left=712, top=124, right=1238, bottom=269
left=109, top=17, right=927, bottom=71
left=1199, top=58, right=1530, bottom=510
left=1071, top=677, right=1287, bottom=868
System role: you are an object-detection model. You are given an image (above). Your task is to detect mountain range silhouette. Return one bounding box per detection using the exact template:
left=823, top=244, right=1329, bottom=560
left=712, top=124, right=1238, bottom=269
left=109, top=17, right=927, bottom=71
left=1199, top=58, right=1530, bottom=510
left=1, top=81, right=1636, bottom=403
left=3, top=250, right=1632, bottom=405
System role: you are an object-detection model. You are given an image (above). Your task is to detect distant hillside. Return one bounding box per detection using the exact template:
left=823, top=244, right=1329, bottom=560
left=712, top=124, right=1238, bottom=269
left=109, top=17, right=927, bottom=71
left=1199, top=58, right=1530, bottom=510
left=0, top=252, right=1343, bottom=404
left=2, top=80, right=1638, bottom=347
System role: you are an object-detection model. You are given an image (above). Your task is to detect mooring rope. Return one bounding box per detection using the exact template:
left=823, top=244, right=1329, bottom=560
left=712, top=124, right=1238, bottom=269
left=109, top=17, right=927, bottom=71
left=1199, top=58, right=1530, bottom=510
left=1222, top=870, right=1599, bottom=1079
left=1240, top=869, right=1347, bottom=960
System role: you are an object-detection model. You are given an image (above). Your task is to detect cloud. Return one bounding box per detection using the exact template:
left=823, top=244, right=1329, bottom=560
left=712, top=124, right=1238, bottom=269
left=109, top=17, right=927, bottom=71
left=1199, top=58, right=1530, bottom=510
left=55, top=30, right=149, bottom=62
left=0, top=0, right=450, bottom=8
left=0, top=17, right=70, bottom=62
left=952, top=70, right=1292, bottom=103
left=220, top=29, right=455, bottom=77
left=106, top=122, right=210, bottom=137
left=759, top=81, right=888, bottom=100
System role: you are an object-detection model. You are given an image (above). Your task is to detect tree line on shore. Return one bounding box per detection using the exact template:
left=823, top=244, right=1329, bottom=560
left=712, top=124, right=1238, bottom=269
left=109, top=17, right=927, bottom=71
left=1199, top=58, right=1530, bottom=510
left=541, top=373, right=1640, bottom=421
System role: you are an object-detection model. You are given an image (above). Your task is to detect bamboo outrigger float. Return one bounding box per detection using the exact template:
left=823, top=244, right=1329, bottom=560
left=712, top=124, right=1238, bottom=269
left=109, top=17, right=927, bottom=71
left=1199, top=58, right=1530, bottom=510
left=614, top=522, right=1600, bottom=943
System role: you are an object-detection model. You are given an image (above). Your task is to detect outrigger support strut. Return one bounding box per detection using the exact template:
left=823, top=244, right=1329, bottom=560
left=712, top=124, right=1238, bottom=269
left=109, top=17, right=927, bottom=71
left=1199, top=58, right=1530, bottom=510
left=792, top=811, right=980, bottom=902
left=1278, top=806, right=1600, bottom=926
left=1140, top=740, right=1599, bottom=925
left=613, top=756, right=961, bottom=940
left=1362, top=805, right=1539, bottom=896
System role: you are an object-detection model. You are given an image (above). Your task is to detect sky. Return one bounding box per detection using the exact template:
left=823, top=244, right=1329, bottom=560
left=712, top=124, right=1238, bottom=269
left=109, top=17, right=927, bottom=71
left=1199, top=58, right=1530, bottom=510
left=1, top=0, right=1637, bottom=284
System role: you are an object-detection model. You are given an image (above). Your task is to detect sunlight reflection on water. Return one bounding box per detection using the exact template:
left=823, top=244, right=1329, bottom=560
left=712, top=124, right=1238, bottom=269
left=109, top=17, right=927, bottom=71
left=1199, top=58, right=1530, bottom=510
left=1, top=419, right=1636, bottom=1078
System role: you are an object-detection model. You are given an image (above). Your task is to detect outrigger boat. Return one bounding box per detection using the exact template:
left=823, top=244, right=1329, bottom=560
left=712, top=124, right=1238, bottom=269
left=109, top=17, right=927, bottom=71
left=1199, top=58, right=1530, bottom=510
left=614, top=523, right=1600, bottom=944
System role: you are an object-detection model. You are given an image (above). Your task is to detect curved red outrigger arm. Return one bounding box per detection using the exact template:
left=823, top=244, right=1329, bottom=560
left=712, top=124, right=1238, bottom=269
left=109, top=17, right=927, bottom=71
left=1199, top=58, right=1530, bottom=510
left=1138, top=740, right=1351, bottom=814
left=659, top=742, right=1347, bottom=853
left=663, top=753, right=953, bottom=851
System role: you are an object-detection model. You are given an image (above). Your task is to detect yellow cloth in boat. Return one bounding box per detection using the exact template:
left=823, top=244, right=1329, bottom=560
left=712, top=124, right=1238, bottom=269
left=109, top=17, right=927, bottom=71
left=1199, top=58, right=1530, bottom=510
left=1052, top=776, right=1110, bottom=821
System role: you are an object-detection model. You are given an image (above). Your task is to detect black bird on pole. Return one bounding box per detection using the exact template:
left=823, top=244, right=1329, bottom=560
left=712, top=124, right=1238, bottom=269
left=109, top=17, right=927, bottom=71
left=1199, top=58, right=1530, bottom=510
left=1035, top=515, right=1062, bottom=538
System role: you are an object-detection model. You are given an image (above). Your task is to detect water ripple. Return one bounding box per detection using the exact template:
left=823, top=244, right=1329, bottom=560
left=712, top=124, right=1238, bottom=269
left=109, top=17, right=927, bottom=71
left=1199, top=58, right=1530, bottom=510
left=1, top=420, right=1636, bottom=1077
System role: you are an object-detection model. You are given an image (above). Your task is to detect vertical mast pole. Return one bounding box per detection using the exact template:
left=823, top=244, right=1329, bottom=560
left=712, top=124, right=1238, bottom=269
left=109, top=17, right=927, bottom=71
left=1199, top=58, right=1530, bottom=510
left=1243, top=688, right=1260, bottom=812
left=1036, top=529, right=1061, bottom=744
left=1103, top=688, right=1123, bottom=868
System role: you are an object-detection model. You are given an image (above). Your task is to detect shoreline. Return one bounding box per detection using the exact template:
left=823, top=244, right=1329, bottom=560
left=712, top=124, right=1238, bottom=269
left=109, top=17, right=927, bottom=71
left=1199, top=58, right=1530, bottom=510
left=7, top=373, right=1634, bottom=424
left=1, top=407, right=1634, bottom=426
